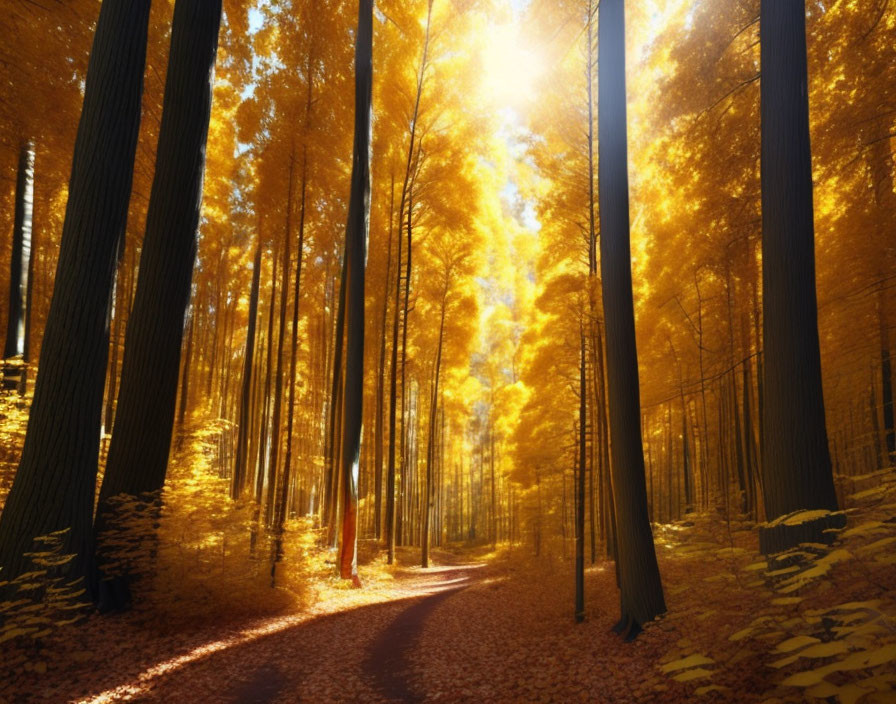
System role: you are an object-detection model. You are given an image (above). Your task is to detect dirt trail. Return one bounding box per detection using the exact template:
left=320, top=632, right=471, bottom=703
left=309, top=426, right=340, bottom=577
left=215, top=561, right=483, bottom=704
left=361, top=565, right=481, bottom=703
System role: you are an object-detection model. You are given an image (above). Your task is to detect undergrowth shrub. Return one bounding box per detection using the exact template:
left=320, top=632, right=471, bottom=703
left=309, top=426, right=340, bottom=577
left=0, top=528, right=86, bottom=666
left=96, top=420, right=323, bottom=624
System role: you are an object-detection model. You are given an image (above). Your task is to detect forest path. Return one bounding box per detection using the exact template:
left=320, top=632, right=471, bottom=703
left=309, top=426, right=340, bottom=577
left=222, top=556, right=485, bottom=704
left=361, top=562, right=484, bottom=703
left=185, top=554, right=488, bottom=704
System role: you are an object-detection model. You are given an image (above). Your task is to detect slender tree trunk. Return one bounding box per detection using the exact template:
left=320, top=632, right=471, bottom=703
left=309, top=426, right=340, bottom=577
left=4, top=144, right=32, bottom=365
left=575, top=329, right=587, bottom=623
left=104, top=250, right=128, bottom=433
left=759, top=0, right=839, bottom=535
left=232, top=240, right=262, bottom=499
left=273, top=153, right=308, bottom=578
left=388, top=0, right=433, bottom=559
left=267, top=151, right=297, bottom=527
left=375, top=175, right=395, bottom=540
left=385, top=197, right=403, bottom=562
left=879, top=285, right=894, bottom=464
left=177, top=297, right=194, bottom=431
left=0, top=0, right=151, bottom=588
left=422, top=298, right=446, bottom=568
left=21, top=150, right=37, bottom=394
left=325, top=256, right=346, bottom=543
left=598, top=0, right=665, bottom=635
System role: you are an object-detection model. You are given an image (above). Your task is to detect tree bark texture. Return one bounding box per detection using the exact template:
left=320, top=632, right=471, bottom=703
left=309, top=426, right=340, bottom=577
left=338, top=0, right=373, bottom=581
left=0, top=0, right=151, bottom=586
left=759, top=0, right=839, bottom=521
left=598, top=0, right=666, bottom=631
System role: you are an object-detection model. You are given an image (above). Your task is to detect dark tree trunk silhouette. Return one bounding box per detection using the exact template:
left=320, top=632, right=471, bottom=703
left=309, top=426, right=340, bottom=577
left=758, top=0, right=840, bottom=547
left=598, top=0, right=666, bottom=636
left=336, top=0, right=372, bottom=582
left=0, top=0, right=151, bottom=587
left=98, top=0, right=222, bottom=505
left=93, top=0, right=222, bottom=607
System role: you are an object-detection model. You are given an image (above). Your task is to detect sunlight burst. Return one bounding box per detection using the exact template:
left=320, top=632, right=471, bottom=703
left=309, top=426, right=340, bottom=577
left=480, top=23, right=546, bottom=110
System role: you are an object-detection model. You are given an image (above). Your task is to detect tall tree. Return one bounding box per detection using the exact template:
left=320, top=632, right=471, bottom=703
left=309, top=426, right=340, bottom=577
left=97, top=0, right=223, bottom=517
left=575, top=326, right=586, bottom=622
left=758, top=0, right=840, bottom=544
left=232, top=240, right=263, bottom=499
left=0, top=0, right=151, bottom=587
left=598, top=0, right=666, bottom=638
left=337, top=0, right=373, bottom=583
left=3, top=144, right=32, bottom=369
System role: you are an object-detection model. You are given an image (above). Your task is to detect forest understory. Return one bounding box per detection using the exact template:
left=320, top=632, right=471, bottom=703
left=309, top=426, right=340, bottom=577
left=2, top=412, right=895, bottom=704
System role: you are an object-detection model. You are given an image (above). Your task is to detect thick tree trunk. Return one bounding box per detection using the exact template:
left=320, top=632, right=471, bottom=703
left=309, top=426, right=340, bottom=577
left=98, top=0, right=222, bottom=505
left=759, top=0, right=840, bottom=532
left=0, top=0, right=151, bottom=588
left=598, top=0, right=666, bottom=635
left=93, top=0, right=221, bottom=607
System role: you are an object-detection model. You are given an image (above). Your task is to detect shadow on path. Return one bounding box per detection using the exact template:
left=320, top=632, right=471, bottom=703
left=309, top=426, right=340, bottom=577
left=363, top=565, right=481, bottom=703
left=229, top=663, right=289, bottom=704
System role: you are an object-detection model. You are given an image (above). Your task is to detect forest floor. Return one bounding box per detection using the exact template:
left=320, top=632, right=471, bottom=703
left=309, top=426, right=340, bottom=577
left=1, top=405, right=895, bottom=703
left=2, top=465, right=896, bottom=704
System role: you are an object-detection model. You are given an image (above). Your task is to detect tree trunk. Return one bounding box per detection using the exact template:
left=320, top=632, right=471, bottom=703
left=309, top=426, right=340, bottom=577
left=575, top=329, right=587, bottom=623
left=21, top=149, right=37, bottom=394
left=0, top=0, right=151, bottom=588
left=337, top=0, right=372, bottom=582
left=98, top=0, right=221, bottom=506
left=104, top=248, right=128, bottom=434
left=375, top=175, right=396, bottom=540
left=385, top=194, right=403, bottom=562
left=272, top=153, right=308, bottom=579
left=422, top=298, right=446, bottom=568
left=598, top=0, right=665, bottom=635
left=879, top=283, right=894, bottom=464
left=177, top=301, right=194, bottom=431
left=3, top=144, right=32, bottom=364
left=232, top=240, right=262, bottom=499
left=759, top=0, right=840, bottom=536
left=267, top=154, right=297, bottom=529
